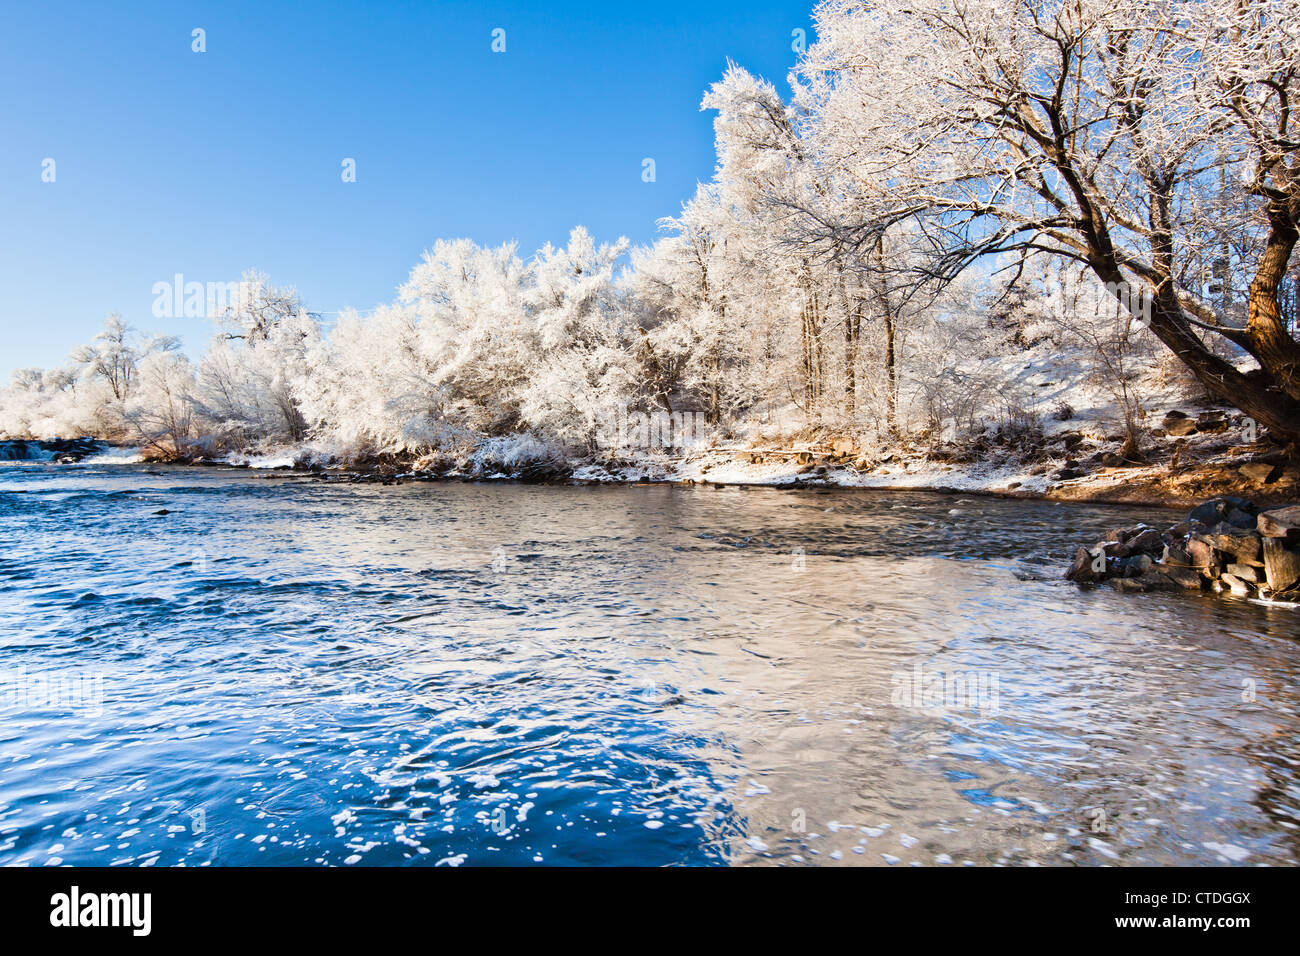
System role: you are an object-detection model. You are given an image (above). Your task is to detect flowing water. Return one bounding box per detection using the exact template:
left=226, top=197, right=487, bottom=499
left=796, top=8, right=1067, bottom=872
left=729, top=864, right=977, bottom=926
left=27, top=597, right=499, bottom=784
left=1, top=462, right=1298, bottom=867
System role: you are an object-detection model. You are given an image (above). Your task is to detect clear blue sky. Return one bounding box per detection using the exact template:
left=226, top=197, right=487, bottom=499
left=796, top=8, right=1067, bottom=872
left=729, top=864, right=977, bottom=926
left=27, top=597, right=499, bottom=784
left=0, top=0, right=815, bottom=377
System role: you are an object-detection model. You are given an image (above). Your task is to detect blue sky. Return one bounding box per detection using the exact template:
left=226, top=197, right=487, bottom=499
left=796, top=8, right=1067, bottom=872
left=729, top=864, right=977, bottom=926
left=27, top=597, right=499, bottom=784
left=0, top=0, right=815, bottom=377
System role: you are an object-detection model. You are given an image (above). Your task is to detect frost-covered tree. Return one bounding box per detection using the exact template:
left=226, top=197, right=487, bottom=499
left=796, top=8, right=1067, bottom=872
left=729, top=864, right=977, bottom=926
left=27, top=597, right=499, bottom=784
left=295, top=303, right=449, bottom=454
left=62, top=314, right=181, bottom=437
left=632, top=189, right=767, bottom=425
left=199, top=271, right=319, bottom=445
left=795, top=0, right=1300, bottom=439
left=516, top=228, right=635, bottom=448
left=126, top=352, right=200, bottom=456
left=398, top=238, right=533, bottom=435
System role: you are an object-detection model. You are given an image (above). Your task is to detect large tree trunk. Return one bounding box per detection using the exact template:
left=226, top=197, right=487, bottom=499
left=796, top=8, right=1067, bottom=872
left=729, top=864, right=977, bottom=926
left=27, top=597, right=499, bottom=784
left=1244, top=201, right=1300, bottom=406
left=1144, top=293, right=1300, bottom=441
left=1095, top=179, right=1300, bottom=442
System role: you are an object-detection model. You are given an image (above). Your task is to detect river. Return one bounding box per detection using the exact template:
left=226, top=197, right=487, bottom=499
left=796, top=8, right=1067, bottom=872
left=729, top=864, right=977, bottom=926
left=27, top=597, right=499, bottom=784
left=1, top=462, right=1297, bottom=866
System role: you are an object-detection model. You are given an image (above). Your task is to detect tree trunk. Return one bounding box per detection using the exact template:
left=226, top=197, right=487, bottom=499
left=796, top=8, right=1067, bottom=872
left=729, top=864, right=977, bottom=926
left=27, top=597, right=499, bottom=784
left=1096, top=177, right=1300, bottom=442
left=1244, top=202, right=1300, bottom=406
left=839, top=276, right=858, bottom=418
left=884, top=308, right=896, bottom=434
left=1145, top=292, right=1300, bottom=440
left=800, top=282, right=814, bottom=416
left=873, top=235, right=897, bottom=435
left=813, top=290, right=825, bottom=411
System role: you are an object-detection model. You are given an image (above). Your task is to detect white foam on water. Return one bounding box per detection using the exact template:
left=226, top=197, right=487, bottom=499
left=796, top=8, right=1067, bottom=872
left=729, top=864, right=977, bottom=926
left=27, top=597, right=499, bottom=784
left=222, top=452, right=298, bottom=469
left=81, top=447, right=145, bottom=464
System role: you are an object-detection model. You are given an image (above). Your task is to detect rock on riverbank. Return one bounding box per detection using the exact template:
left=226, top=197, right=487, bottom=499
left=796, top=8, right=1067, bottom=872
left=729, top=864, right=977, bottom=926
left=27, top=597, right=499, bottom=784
left=1065, top=496, right=1300, bottom=600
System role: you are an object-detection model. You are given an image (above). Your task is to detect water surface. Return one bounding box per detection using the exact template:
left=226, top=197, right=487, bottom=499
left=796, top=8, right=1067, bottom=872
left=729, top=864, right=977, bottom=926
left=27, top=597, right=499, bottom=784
left=1, top=463, right=1297, bottom=866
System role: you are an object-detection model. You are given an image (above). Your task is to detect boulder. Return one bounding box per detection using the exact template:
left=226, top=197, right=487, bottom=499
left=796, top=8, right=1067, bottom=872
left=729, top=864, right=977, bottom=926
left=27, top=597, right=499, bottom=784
left=1188, top=499, right=1228, bottom=525
left=1099, top=539, right=1130, bottom=558
left=1126, top=527, right=1164, bottom=555
left=1258, top=505, right=1300, bottom=539
left=1225, top=508, right=1258, bottom=530
left=1169, top=519, right=1206, bottom=539
left=1155, top=564, right=1204, bottom=589
left=1196, top=411, right=1230, bottom=433
left=1226, top=563, right=1262, bottom=583
left=1111, top=571, right=1179, bottom=592
left=1240, top=462, right=1277, bottom=485
left=1185, top=537, right=1222, bottom=575
left=1107, top=577, right=1143, bottom=592
left=1122, top=554, right=1153, bottom=577
left=1188, top=497, right=1256, bottom=527
left=1199, top=528, right=1261, bottom=563
left=1065, top=546, right=1107, bottom=583
left=1220, top=573, right=1252, bottom=595
left=1163, top=416, right=1198, bottom=437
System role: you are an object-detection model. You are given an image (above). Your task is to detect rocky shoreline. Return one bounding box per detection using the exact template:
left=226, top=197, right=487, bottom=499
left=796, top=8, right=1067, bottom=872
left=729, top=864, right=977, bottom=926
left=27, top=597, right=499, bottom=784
left=1065, top=495, right=1300, bottom=602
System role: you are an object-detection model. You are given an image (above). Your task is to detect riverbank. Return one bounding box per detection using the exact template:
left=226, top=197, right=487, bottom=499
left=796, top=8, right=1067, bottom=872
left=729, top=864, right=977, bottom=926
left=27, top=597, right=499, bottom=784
left=566, top=439, right=1299, bottom=511
left=7, top=410, right=1296, bottom=510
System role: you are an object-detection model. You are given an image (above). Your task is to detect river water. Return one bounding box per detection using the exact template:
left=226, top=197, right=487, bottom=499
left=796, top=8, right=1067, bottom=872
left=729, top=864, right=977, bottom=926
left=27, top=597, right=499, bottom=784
left=0, top=462, right=1297, bottom=866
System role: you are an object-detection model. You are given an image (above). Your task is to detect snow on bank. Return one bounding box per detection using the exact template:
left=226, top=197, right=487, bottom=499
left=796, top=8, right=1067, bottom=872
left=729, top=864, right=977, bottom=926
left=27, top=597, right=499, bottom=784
left=466, top=434, right=564, bottom=475
left=570, top=449, right=1056, bottom=496
left=219, top=450, right=301, bottom=469
left=679, top=451, right=1053, bottom=494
